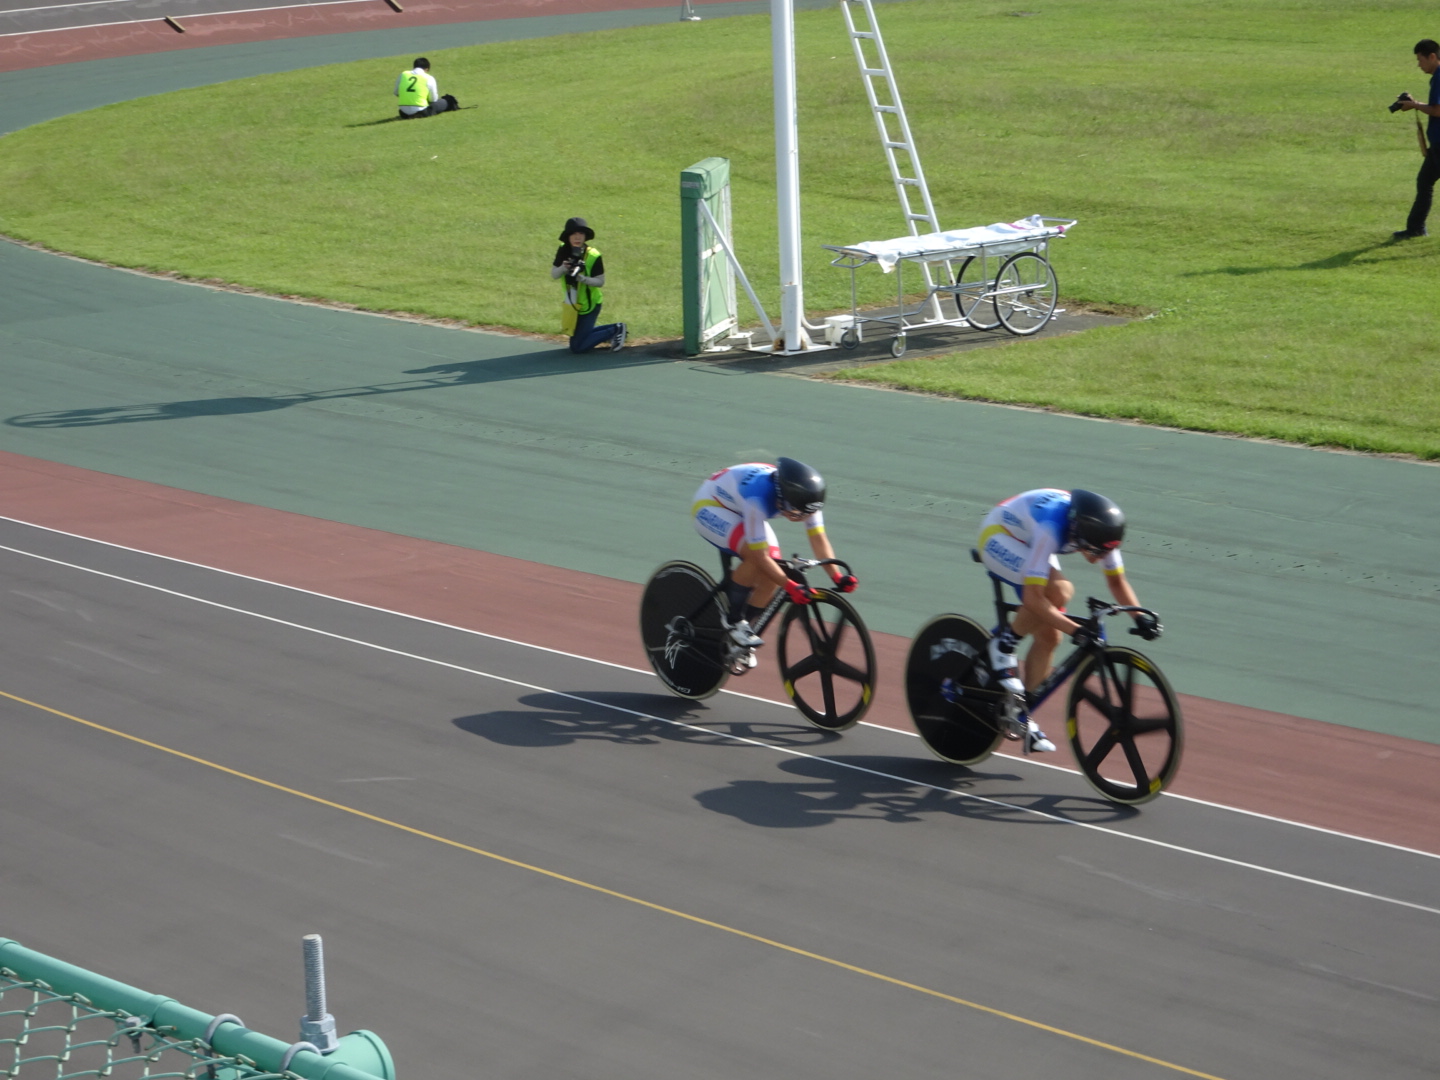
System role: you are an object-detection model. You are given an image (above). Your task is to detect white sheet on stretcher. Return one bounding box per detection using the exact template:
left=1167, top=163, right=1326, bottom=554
left=836, top=214, right=1069, bottom=272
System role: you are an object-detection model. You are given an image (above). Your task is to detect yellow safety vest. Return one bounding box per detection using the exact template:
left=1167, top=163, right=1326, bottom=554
left=562, top=245, right=603, bottom=314
left=397, top=69, right=430, bottom=108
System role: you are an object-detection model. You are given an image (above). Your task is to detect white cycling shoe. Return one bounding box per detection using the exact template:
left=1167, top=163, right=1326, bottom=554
left=1026, top=721, right=1056, bottom=754
left=727, top=620, right=763, bottom=649
left=988, top=635, right=1019, bottom=674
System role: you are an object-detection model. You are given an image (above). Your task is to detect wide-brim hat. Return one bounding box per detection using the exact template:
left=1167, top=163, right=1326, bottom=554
left=559, top=217, right=595, bottom=241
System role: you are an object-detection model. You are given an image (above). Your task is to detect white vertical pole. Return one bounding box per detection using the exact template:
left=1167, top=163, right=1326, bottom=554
left=771, top=0, right=810, bottom=351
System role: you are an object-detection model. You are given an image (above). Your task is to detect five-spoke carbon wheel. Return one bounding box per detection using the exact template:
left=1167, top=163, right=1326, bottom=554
left=1065, top=646, right=1184, bottom=804
left=993, top=251, right=1058, bottom=336
left=776, top=591, right=876, bottom=730
left=639, top=561, right=731, bottom=700
left=954, top=256, right=1000, bottom=331
left=904, top=614, right=1006, bottom=764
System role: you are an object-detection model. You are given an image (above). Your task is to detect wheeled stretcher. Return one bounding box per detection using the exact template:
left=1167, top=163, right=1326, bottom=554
left=822, top=215, right=1076, bottom=356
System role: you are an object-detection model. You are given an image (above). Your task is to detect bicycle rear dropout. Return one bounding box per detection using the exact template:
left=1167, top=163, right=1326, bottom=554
left=904, top=571, right=1183, bottom=805
left=639, top=555, right=876, bottom=730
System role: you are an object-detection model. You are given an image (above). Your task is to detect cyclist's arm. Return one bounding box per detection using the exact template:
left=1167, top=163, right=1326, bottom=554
left=803, top=516, right=842, bottom=580
left=1105, top=569, right=1141, bottom=612
left=735, top=546, right=792, bottom=589
left=1020, top=582, right=1084, bottom=636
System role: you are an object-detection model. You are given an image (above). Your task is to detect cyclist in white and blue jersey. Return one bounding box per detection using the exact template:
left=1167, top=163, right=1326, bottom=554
left=691, top=458, right=857, bottom=664
left=976, top=488, right=1160, bottom=752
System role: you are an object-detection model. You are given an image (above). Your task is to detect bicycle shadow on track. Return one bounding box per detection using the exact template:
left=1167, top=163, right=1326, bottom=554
left=451, top=690, right=842, bottom=751
left=695, top=755, right=1137, bottom=830
left=4, top=349, right=670, bottom=429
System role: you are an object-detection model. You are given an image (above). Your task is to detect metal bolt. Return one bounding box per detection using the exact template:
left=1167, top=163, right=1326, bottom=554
left=298, top=934, right=338, bottom=1054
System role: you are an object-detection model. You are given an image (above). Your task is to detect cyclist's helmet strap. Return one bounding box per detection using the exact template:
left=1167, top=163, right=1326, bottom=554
left=774, top=457, right=826, bottom=515
left=1067, top=489, right=1125, bottom=554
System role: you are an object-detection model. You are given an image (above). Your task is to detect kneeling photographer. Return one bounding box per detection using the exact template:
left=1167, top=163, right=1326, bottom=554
left=1391, top=39, right=1440, bottom=240
left=551, top=217, right=626, bottom=354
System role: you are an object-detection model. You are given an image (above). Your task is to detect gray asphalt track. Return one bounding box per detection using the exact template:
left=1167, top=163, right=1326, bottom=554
left=4, top=518, right=1437, bottom=1080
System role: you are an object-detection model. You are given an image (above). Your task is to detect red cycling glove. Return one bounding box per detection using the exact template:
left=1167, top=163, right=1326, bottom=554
left=783, top=579, right=819, bottom=605
left=831, top=574, right=858, bottom=593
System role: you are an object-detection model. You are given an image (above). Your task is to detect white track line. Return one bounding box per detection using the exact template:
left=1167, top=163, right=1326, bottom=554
left=1, top=522, right=1438, bottom=918
left=3, top=514, right=1435, bottom=862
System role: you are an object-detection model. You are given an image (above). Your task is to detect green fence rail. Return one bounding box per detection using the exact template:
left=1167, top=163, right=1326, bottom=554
left=0, top=939, right=394, bottom=1080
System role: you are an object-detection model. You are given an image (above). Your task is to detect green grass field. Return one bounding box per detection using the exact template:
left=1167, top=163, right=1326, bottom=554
left=1, top=0, right=1437, bottom=456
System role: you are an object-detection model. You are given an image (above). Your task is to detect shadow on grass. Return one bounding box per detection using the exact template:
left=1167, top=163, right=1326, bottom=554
left=1182, top=240, right=1416, bottom=276
left=345, top=116, right=405, bottom=127
left=5, top=347, right=668, bottom=428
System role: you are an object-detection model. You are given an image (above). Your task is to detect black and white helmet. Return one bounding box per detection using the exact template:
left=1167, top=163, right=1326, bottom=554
left=774, top=457, right=826, bottom=515
left=1068, top=489, right=1125, bottom=554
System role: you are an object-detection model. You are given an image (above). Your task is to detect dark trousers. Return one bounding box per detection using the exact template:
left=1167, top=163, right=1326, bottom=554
left=1406, top=149, right=1440, bottom=232
left=569, top=304, right=619, bottom=353
left=398, top=96, right=453, bottom=119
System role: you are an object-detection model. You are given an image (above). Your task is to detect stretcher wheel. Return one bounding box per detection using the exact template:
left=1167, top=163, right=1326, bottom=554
left=994, top=252, right=1058, bottom=336
left=954, top=256, right=1000, bottom=330
left=840, top=327, right=859, bottom=350
left=890, top=334, right=907, bottom=358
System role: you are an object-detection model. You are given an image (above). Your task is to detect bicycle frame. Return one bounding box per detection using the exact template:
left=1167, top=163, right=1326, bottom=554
left=984, top=573, right=1157, bottom=717
left=715, top=552, right=855, bottom=635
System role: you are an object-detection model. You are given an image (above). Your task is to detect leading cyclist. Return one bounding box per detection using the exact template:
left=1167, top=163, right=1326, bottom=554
left=692, top=458, right=858, bottom=669
left=975, top=488, right=1161, bottom=752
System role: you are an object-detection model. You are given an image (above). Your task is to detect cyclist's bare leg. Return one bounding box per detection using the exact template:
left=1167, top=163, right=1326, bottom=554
left=729, top=547, right=781, bottom=608
left=1011, top=572, right=1073, bottom=691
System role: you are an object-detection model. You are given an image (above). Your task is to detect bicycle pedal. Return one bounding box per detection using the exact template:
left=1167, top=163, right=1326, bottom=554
left=999, top=692, right=1027, bottom=740
left=726, top=648, right=758, bottom=675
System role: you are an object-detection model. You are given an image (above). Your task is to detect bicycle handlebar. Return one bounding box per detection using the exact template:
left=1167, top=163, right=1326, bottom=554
left=1082, top=598, right=1163, bottom=640
left=783, top=556, right=855, bottom=582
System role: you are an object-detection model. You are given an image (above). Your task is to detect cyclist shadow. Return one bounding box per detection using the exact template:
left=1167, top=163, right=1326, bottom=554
left=695, top=755, right=1137, bottom=829
left=451, top=690, right=842, bottom=750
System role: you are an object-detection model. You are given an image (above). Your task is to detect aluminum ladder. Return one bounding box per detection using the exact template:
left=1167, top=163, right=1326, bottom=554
left=840, top=0, right=951, bottom=322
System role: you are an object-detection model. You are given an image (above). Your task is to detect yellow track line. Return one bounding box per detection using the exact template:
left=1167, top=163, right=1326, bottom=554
left=2, top=687, right=1227, bottom=1080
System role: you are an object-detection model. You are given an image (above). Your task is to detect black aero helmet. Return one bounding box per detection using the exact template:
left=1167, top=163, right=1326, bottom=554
left=1068, top=489, right=1125, bottom=554
left=774, top=457, right=826, bottom=515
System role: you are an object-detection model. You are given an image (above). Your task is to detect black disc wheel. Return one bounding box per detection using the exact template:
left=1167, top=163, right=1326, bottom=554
left=776, top=591, right=876, bottom=730
left=904, top=614, right=1006, bottom=764
left=954, top=256, right=1000, bottom=330
left=993, top=251, right=1058, bottom=336
left=1065, top=646, right=1184, bottom=804
left=638, top=561, right=731, bottom=700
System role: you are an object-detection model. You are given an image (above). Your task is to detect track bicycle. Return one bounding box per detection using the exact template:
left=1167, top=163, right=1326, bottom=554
left=904, top=556, right=1183, bottom=804
left=639, top=555, right=876, bottom=730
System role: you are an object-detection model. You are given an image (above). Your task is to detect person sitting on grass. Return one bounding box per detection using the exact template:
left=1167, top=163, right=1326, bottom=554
left=394, top=58, right=457, bottom=119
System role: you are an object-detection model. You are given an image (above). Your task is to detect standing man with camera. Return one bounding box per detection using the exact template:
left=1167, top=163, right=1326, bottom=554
left=552, top=217, right=626, bottom=353
left=1392, top=39, right=1440, bottom=240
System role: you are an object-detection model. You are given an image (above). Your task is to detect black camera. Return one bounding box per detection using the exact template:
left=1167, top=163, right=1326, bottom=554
left=565, top=244, right=587, bottom=280
left=1389, top=92, right=1414, bottom=113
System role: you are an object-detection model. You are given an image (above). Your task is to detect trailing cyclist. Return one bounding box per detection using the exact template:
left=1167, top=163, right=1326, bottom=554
left=975, top=488, right=1161, bottom=752
left=691, top=459, right=857, bottom=670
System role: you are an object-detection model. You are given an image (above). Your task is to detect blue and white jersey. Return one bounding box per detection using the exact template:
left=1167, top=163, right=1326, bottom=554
left=691, top=463, right=824, bottom=555
left=978, top=488, right=1122, bottom=588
